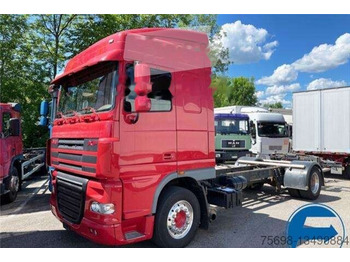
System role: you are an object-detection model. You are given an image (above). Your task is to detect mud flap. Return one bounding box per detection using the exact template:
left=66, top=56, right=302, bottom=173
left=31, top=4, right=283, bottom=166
left=284, top=160, right=323, bottom=191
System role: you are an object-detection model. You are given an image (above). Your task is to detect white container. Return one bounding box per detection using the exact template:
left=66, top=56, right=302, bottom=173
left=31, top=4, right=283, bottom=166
left=293, top=86, right=350, bottom=154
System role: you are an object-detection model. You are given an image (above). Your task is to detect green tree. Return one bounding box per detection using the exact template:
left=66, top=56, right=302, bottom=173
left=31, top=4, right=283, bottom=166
left=212, top=76, right=257, bottom=107
left=263, top=102, right=283, bottom=109
left=30, top=15, right=78, bottom=79
left=0, top=15, right=49, bottom=148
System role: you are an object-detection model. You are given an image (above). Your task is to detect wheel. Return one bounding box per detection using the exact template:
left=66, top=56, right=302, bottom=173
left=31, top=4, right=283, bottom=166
left=299, top=167, right=322, bottom=200
left=288, top=188, right=301, bottom=198
left=152, top=186, right=200, bottom=248
left=343, top=165, right=350, bottom=180
left=4, top=167, right=20, bottom=203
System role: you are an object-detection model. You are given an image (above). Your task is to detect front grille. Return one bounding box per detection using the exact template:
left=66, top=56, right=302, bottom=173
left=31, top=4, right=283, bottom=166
left=57, top=171, right=88, bottom=224
left=51, top=138, right=98, bottom=174
left=222, top=139, right=245, bottom=148
left=269, top=145, right=282, bottom=151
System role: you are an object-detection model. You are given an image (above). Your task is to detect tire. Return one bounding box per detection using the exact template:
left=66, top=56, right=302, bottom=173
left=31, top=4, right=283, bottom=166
left=4, top=167, right=20, bottom=203
left=288, top=188, right=301, bottom=198
left=299, top=167, right=322, bottom=200
left=152, top=186, right=200, bottom=248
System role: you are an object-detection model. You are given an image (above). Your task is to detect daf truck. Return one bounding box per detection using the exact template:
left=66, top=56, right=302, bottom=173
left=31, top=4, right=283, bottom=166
left=40, top=28, right=324, bottom=247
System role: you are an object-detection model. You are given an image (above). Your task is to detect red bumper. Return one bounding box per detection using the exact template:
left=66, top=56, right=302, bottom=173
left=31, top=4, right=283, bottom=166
left=50, top=202, right=154, bottom=246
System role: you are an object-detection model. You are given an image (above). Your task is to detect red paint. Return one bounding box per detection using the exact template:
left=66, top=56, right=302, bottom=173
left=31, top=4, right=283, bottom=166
left=0, top=103, right=23, bottom=182
left=49, top=28, right=214, bottom=246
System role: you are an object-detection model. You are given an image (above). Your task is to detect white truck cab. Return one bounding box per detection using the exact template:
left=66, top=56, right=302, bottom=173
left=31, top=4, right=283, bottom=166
left=215, top=106, right=290, bottom=157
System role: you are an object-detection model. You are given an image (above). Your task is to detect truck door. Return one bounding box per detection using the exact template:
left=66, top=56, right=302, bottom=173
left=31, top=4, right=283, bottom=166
left=0, top=110, right=15, bottom=177
left=119, top=64, right=177, bottom=219
left=176, top=70, right=210, bottom=171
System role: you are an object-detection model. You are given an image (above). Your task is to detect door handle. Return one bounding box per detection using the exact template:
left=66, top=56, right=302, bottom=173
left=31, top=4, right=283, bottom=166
left=12, top=147, right=15, bottom=152
left=163, top=152, right=175, bottom=161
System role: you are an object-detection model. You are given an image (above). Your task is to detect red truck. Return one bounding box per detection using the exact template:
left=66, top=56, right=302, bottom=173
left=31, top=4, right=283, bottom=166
left=45, top=28, right=324, bottom=247
left=0, top=103, right=46, bottom=203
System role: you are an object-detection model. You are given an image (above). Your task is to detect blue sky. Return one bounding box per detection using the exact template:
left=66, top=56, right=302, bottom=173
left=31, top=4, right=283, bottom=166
left=215, top=15, right=350, bottom=107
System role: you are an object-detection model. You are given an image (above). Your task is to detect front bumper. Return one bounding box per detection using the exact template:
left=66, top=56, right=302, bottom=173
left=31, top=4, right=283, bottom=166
left=51, top=203, right=154, bottom=246
left=216, top=150, right=251, bottom=162
left=50, top=171, right=154, bottom=246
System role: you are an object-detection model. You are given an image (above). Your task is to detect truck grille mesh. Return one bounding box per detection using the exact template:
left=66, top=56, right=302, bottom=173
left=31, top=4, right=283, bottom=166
left=56, top=171, right=88, bottom=224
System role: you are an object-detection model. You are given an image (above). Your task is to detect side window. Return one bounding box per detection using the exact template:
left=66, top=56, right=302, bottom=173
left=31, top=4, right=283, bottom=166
left=124, top=65, right=172, bottom=112
left=2, top=112, right=11, bottom=137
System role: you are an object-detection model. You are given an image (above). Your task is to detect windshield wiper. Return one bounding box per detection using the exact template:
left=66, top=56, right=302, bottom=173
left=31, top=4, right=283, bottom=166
left=79, top=106, right=100, bottom=122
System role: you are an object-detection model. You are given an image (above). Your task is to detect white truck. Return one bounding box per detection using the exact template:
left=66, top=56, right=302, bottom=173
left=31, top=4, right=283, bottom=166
left=293, top=86, right=350, bottom=178
left=215, top=106, right=289, bottom=157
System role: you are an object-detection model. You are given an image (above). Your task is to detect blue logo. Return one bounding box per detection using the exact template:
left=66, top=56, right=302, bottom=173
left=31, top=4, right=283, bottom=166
left=286, top=204, right=345, bottom=248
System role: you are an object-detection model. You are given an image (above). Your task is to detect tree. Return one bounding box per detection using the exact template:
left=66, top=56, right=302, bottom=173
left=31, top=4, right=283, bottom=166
left=212, top=76, right=257, bottom=107
left=263, top=102, right=283, bottom=109
left=0, top=15, right=49, bottom=148
left=30, top=15, right=78, bottom=79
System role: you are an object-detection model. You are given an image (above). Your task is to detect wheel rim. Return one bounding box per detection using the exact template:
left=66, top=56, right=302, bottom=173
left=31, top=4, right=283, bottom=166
left=167, top=200, right=194, bottom=239
left=310, top=172, right=320, bottom=195
left=10, top=175, right=19, bottom=193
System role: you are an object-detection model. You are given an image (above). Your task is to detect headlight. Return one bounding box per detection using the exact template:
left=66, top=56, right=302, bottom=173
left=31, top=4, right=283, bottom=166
left=90, top=202, right=115, bottom=214
left=216, top=153, right=221, bottom=158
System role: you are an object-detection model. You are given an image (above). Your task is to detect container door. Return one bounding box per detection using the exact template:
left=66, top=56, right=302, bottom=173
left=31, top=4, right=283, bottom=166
left=293, top=91, right=321, bottom=152
left=321, top=87, right=350, bottom=153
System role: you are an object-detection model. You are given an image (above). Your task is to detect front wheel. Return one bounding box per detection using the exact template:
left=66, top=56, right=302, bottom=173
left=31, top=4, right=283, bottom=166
left=152, top=186, right=200, bottom=248
left=4, top=167, right=20, bottom=203
left=299, top=167, right=322, bottom=200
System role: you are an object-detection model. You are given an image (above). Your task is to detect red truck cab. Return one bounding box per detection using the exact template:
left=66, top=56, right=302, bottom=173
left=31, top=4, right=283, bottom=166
left=49, top=28, right=215, bottom=247
left=0, top=103, right=23, bottom=202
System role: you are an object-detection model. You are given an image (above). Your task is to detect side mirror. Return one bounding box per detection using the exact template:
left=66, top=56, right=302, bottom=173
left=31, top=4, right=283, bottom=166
left=40, top=100, right=49, bottom=116
left=135, top=96, right=151, bottom=112
left=9, top=118, right=20, bottom=136
left=39, top=116, right=48, bottom=126
left=134, top=63, right=152, bottom=96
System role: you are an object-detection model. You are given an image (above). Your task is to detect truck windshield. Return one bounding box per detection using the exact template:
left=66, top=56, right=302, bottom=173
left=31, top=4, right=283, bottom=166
left=58, top=63, right=118, bottom=116
left=215, top=119, right=249, bottom=135
left=257, top=122, right=288, bottom=137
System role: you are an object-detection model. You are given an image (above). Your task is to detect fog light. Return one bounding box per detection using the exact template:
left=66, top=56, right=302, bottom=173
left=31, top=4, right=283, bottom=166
left=90, top=202, right=115, bottom=214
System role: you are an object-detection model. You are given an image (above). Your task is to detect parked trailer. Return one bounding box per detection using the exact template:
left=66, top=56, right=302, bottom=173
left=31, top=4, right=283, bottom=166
left=293, top=86, right=350, bottom=178
left=0, top=103, right=46, bottom=203
left=41, top=28, right=324, bottom=248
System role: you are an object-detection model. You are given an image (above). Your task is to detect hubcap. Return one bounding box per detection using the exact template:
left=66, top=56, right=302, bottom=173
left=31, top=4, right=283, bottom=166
left=167, top=200, right=193, bottom=239
left=310, top=172, right=320, bottom=194
left=10, top=175, right=19, bottom=193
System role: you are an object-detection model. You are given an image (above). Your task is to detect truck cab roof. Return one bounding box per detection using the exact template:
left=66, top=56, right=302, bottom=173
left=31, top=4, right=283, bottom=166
left=52, top=28, right=209, bottom=85
left=248, top=112, right=286, bottom=123
left=214, top=113, right=249, bottom=120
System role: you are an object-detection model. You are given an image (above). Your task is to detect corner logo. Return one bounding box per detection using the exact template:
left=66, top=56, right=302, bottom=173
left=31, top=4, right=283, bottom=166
left=286, top=204, right=346, bottom=248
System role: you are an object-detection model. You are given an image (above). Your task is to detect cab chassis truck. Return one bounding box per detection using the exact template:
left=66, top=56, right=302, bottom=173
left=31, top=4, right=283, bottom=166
left=42, top=28, right=324, bottom=247
left=0, top=103, right=46, bottom=203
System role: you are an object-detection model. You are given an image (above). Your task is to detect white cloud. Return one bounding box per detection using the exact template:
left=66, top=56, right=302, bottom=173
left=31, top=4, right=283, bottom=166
left=255, top=90, right=264, bottom=98
left=307, top=78, right=347, bottom=90
left=293, top=33, right=350, bottom=73
left=259, top=94, right=291, bottom=106
left=217, top=21, right=278, bottom=64
left=265, top=83, right=301, bottom=95
left=256, top=64, right=298, bottom=86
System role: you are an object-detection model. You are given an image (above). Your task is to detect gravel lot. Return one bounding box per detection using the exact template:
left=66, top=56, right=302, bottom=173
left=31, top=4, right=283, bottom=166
left=1, top=172, right=349, bottom=248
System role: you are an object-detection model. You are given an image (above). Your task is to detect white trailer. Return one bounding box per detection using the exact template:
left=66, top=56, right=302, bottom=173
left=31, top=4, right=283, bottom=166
left=293, top=86, right=350, bottom=178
